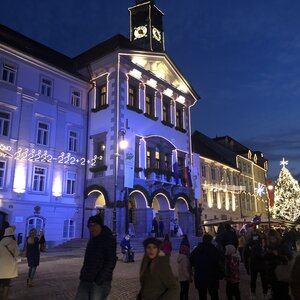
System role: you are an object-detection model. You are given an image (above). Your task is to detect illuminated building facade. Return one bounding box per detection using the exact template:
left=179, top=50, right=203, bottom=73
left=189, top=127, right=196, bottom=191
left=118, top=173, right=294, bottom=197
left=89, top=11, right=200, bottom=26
left=0, top=0, right=200, bottom=245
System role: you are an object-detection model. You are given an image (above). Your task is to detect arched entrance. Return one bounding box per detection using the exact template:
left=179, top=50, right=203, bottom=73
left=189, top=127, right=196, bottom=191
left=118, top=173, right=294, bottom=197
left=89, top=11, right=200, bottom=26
left=152, top=193, right=171, bottom=236
left=84, top=189, right=107, bottom=238
left=175, top=198, right=191, bottom=235
left=128, top=190, right=149, bottom=236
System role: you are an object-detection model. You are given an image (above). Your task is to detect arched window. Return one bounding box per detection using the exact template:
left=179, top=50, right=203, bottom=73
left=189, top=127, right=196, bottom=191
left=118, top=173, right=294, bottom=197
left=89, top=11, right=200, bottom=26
left=27, top=217, right=44, bottom=236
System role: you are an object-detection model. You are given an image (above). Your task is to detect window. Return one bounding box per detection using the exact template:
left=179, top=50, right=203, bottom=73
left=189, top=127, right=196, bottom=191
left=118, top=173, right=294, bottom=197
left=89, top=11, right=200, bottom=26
left=202, top=189, right=207, bottom=202
left=68, top=131, right=78, bottom=152
left=71, top=90, right=81, bottom=107
left=211, top=168, right=216, bottom=180
left=128, top=85, right=138, bottom=108
left=146, top=148, right=151, bottom=169
left=37, top=122, right=49, bottom=146
left=99, top=85, right=107, bottom=106
left=63, top=219, right=75, bottom=238
left=162, top=99, right=171, bottom=123
left=176, top=106, right=183, bottom=129
left=40, top=77, right=53, bottom=97
left=155, top=150, right=160, bottom=169
left=66, top=172, right=76, bottom=195
left=178, top=156, right=185, bottom=177
left=27, top=217, right=44, bottom=236
left=0, top=111, right=10, bottom=137
left=164, top=154, right=171, bottom=171
left=212, top=192, right=217, bottom=207
left=201, top=164, right=206, bottom=177
left=0, top=161, right=6, bottom=188
left=32, top=167, right=46, bottom=192
left=2, top=63, right=17, bottom=84
left=96, top=142, right=105, bottom=164
left=145, top=94, right=154, bottom=116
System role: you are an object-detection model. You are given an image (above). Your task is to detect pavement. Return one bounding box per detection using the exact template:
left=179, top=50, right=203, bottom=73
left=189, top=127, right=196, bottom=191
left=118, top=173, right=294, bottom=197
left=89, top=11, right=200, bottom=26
left=7, top=249, right=284, bottom=300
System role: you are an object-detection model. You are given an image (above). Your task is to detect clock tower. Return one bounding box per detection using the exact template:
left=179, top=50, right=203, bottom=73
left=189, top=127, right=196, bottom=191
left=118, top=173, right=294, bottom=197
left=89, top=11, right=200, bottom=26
left=129, top=0, right=165, bottom=52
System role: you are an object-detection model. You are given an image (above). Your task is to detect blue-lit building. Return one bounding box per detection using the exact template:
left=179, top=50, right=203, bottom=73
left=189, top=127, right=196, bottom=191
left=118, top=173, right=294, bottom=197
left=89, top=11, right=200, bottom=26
left=0, top=0, right=200, bottom=246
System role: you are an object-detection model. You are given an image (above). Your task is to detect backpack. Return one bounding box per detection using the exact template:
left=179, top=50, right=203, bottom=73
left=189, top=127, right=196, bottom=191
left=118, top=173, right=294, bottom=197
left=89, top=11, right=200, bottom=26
left=250, top=235, right=263, bottom=259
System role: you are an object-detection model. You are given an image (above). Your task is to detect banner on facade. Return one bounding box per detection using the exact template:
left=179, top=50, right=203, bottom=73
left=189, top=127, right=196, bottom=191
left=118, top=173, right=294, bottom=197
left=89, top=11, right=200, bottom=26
left=193, top=153, right=201, bottom=200
left=124, top=146, right=135, bottom=188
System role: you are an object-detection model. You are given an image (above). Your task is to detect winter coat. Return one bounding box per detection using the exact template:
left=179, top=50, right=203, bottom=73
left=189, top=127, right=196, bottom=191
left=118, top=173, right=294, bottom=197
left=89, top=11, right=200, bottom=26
left=120, top=238, right=132, bottom=251
left=290, top=255, right=300, bottom=300
left=26, top=237, right=40, bottom=267
left=225, top=254, right=240, bottom=283
left=221, top=229, right=238, bottom=250
left=0, top=236, right=19, bottom=279
left=140, top=255, right=178, bottom=300
left=177, top=253, right=192, bottom=282
left=79, top=226, right=117, bottom=285
left=190, top=242, right=221, bottom=289
left=161, top=241, right=172, bottom=256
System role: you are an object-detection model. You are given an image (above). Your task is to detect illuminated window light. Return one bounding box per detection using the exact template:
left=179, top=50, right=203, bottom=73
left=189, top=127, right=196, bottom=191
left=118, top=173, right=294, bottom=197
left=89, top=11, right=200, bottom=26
left=163, top=88, right=173, bottom=98
left=146, top=78, right=157, bottom=88
left=176, top=95, right=185, bottom=104
left=52, top=175, right=62, bottom=197
left=129, top=69, right=142, bottom=79
left=13, top=164, right=26, bottom=194
left=131, top=57, right=147, bottom=67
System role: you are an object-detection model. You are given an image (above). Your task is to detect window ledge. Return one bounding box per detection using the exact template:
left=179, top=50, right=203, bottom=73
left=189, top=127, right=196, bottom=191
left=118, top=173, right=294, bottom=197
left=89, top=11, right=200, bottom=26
left=161, top=120, right=174, bottom=128
left=175, top=126, right=187, bottom=133
left=89, top=165, right=108, bottom=173
left=144, top=113, right=158, bottom=121
left=91, top=104, right=109, bottom=112
left=127, top=105, right=143, bottom=114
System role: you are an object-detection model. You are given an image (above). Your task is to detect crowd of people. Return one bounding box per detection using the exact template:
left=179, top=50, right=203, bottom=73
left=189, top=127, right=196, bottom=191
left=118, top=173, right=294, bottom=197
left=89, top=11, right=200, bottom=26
left=1, top=216, right=300, bottom=300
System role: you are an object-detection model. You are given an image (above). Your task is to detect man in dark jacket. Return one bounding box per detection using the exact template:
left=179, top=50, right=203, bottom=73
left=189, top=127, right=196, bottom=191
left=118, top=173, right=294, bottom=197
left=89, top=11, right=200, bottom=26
left=75, top=214, right=117, bottom=300
left=190, top=234, right=221, bottom=300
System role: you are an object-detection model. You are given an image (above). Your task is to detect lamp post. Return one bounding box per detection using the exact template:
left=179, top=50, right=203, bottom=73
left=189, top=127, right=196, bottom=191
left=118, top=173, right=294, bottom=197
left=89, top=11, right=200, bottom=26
left=113, top=129, right=128, bottom=237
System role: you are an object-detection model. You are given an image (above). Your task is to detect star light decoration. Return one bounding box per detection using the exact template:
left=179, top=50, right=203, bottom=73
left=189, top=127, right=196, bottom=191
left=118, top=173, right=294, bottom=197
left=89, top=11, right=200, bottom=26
left=255, top=183, right=266, bottom=197
left=280, top=158, right=289, bottom=167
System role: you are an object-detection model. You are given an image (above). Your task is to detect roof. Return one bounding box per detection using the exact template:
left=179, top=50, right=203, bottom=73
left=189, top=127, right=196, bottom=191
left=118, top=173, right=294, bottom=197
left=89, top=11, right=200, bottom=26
left=192, top=131, right=237, bottom=169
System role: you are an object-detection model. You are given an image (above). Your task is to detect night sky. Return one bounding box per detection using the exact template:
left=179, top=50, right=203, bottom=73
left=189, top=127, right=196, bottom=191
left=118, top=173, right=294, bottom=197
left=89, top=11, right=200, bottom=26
left=1, top=0, right=300, bottom=180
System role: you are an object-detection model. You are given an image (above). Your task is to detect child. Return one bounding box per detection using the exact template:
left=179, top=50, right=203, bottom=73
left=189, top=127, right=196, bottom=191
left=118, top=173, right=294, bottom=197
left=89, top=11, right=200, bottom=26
left=177, top=245, right=192, bottom=300
left=225, top=244, right=241, bottom=300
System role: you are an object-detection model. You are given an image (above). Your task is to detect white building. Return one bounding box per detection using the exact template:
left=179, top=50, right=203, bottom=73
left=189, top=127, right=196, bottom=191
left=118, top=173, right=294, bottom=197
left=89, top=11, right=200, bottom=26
left=0, top=0, right=200, bottom=245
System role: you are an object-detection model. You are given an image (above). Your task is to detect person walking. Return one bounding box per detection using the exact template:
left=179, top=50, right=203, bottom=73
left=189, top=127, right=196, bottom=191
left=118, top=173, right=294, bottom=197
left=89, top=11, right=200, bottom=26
left=75, top=214, right=117, bottom=300
left=38, top=230, right=46, bottom=252
left=25, top=228, right=40, bottom=287
left=159, top=218, right=164, bottom=238
left=190, top=233, right=221, bottom=300
left=161, top=234, right=172, bottom=256
left=177, top=244, right=192, bottom=300
left=224, top=245, right=241, bottom=300
left=0, top=226, right=19, bottom=300
left=138, top=237, right=178, bottom=300
left=120, top=234, right=135, bottom=262
left=238, top=231, right=246, bottom=263
left=152, top=217, right=159, bottom=237
left=244, top=229, right=268, bottom=300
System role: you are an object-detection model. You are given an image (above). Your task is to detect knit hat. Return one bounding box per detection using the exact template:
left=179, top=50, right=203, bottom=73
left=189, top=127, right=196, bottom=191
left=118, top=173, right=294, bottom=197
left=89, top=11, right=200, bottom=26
left=87, top=214, right=104, bottom=227
left=3, top=226, right=15, bottom=237
left=143, top=237, right=161, bottom=249
left=225, top=244, right=236, bottom=256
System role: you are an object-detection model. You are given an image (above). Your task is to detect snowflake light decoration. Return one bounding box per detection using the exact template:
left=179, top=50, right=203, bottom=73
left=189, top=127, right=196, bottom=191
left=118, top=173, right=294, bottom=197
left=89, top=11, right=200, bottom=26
left=255, top=183, right=265, bottom=197
left=280, top=158, right=289, bottom=167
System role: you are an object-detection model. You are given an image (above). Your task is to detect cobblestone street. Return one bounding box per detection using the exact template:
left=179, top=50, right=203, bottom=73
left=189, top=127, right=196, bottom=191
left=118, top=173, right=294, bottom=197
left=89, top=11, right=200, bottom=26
left=7, top=249, right=273, bottom=300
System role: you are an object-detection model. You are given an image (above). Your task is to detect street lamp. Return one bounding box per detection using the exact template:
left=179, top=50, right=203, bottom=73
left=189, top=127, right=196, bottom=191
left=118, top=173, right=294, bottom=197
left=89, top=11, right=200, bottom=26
left=113, top=129, right=128, bottom=237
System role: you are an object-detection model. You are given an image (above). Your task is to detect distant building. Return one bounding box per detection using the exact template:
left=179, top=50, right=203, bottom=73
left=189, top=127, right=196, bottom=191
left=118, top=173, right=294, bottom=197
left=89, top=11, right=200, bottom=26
left=0, top=0, right=200, bottom=246
left=213, top=136, right=269, bottom=219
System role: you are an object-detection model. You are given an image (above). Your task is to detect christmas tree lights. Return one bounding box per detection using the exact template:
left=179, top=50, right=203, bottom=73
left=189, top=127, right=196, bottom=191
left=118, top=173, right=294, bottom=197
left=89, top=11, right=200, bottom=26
left=272, top=158, right=300, bottom=222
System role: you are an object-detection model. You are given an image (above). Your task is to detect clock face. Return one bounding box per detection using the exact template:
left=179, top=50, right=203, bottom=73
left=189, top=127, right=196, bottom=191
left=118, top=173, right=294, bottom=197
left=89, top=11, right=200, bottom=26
left=134, top=26, right=147, bottom=39
left=152, top=27, right=162, bottom=42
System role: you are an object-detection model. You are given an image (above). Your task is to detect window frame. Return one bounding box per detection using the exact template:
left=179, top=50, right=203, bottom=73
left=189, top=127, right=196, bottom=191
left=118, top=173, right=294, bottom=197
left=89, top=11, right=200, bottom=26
left=1, top=62, right=17, bottom=84
left=36, top=121, right=50, bottom=146
left=40, top=76, right=53, bottom=97
left=0, top=110, right=11, bottom=137
left=71, top=89, right=81, bottom=107
left=32, top=166, right=47, bottom=192
left=68, top=130, right=79, bottom=152
left=63, top=219, right=75, bottom=239
left=65, top=171, right=76, bottom=195
left=0, top=160, right=6, bottom=189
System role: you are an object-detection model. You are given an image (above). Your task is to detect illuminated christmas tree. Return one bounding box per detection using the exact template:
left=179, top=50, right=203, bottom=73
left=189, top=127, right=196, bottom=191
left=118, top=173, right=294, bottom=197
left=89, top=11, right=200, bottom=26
left=272, top=158, right=300, bottom=222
